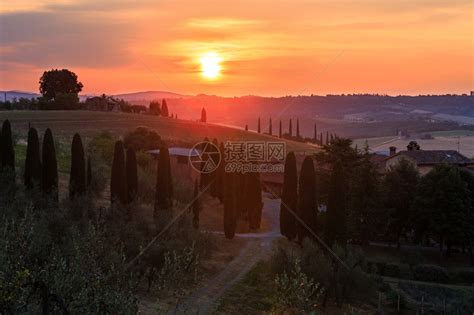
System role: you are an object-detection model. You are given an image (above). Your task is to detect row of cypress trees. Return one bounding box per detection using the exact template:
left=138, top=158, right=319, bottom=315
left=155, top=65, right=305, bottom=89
left=110, top=140, right=138, bottom=206
left=0, top=119, right=93, bottom=203
left=279, top=151, right=346, bottom=246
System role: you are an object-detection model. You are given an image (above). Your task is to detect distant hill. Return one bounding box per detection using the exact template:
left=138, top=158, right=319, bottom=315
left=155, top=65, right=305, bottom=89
left=113, top=91, right=190, bottom=103
left=0, top=91, right=40, bottom=101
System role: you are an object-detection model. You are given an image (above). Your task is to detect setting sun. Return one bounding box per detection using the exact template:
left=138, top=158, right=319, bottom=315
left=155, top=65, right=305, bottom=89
left=200, top=52, right=222, bottom=80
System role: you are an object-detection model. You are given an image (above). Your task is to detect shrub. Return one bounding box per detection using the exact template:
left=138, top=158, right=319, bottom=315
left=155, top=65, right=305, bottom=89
left=450, top=269, right=474, bottom=285
left=413, top=264, right=449, bottom=283
left=123, top=126, right=162, bottom=152
left=273, top=259, right=322, bottom=313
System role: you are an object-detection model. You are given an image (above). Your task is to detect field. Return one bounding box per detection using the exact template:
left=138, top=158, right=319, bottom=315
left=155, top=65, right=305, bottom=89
left=0, top=110, right=317, bottom=155
left=353, top=130, right=474, bottom=158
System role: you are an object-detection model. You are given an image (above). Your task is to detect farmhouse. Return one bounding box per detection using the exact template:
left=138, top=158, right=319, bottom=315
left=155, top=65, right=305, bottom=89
left=384, top=148, right=474, bottom=175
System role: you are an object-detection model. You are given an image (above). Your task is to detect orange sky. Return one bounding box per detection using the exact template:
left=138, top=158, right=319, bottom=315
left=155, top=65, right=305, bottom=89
left=0, top=0, right=473, bottom=96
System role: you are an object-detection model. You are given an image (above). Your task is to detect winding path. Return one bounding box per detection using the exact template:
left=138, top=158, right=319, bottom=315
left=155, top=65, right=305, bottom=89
left=172, top=196, right=281, bottom=315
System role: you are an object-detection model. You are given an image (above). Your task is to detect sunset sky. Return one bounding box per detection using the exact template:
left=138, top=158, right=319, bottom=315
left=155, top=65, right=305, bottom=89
left=0, top=0, right=472, bottom=96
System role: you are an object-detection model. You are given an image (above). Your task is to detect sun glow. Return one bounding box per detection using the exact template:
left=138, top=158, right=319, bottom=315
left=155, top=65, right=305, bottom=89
left=200, top=52, right=222, bottom=80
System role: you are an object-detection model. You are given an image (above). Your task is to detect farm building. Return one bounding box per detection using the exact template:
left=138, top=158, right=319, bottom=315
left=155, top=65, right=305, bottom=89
left=148, top=147, right=202, bottom=181
left=384, top=148, right=474, bottom=175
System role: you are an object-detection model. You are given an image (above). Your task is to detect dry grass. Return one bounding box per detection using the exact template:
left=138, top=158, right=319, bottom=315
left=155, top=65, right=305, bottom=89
left=0, top=110, right=317, bottom=154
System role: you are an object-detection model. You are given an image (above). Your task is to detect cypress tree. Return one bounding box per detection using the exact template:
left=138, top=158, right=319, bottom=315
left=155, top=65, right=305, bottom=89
left=296, top=119, right=300, bottom=138
left=289, top=119, right=293, bottom=137
left=245, top=124, right=248, bottom=131
left=326, top=131, right=329, bottom=145
left=192, top=179, right=201, bottom=229
left=126, top=147, right=138, bottom=204
left=161, top=99, right=169, bottom=117
left=200, top=138, right=211, bottom=190
left=257, top=117, right=261, bottom=134
left=201, top=107, right=207, bottom=122
left=325, top=161, right=346, bottom=246
left=41, top=128, right=58, bottom=201
left=110, top=140, right=127, bottom=204
left=223, top=171, right=237, bottom=239
left=210, top=138, right=219, bottom=198
left=24, top=127, right=41, bottom=189
left=154, top=144, right=173, bottom=212
left=1, top=120, right=14, bottom=170
left=280, top=152, right=297, bottom=240
left=279, top=120, right=282, bottom=138
left=269, top=118, right=272, bottom=135
left=297, top=156, right=317, bottom=242
left=216, top=142, right=225, bottom=202
left=248, top=172, right=263, bottom=229
left=320, top=132, right=323, bottom=145
left=69, top=133, right=86, bottom=199
left=87, top=157, right=92, bottom=189
left=314, top=123, right=317, bottom=142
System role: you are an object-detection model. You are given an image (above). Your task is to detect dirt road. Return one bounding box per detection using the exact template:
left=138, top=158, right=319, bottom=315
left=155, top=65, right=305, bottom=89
left=171, top=196, right=281, bottom=315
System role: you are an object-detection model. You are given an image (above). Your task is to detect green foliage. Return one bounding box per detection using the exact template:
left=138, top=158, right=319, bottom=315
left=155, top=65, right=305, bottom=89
left=126, top=148, right=138, bottom=204
left=273, top=259, right=323, bottom=313
left=382, top=159, right=419, bottom=244
left=111, top=140, right=127, bottom=205
left=325, top=160, right=347, bottom=246
left=69, top=133, right=86, bottom=199
left=123, top=126, right=162, bottom=152
left=413, top=264, right=449, bottom=283
left=40, top=93, right=80, bottom=110
left=24, top=128, right=41, bottom=189
left=297, top=156, right=317, bottom=242
left=41, top=128, right=58, bottom=201
left=280, top=152, right=297, bottom=240
left=39, top=69, right=83, bottom=101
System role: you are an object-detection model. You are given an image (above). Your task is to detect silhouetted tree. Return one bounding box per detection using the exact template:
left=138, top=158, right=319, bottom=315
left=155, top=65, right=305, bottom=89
left=87, top=157, right=92, bottom=189
left=289, top=119, right=293, bottom=137
left=325, top=161, right=346, bottom=246
left=126, top=147, right=138, bottom=204
left=111, top=140, right=127, bottom=204
left=41, top=128, right=58, bottom=201
left=269, top=118, right=272, bottom=135
left=407, top=141, right=421, bottom=151
left=297, top=156, right=317, bottom=242
left=210, top=138, right=219, bottom=198
left=216, top=142, right=225, bottom=202
left=1, top=120, right=14, bottom=170
left=248, top=172, right=263, bottom=229
left=192, top=179, right=201, bottom=230
left=161, top=99, right=169, bottom=117
left=257, top=117, right=261, bottom=134
left=320, top=133, right=323, bottom=145
left=296, top=119, right=300, bottom=138
left=223, top=171, right=237, bottom=239
left=383, top=159, right=419, bottom=248
left=154, top=145, right=173, bottom=214
left=24, top=127, right=41, bottom=189
left=201, top=107, right=207, bottom=122
left=280, top=152, right=297, bottom=240
left=39, top=69, right=83, bottom=100
left=314, top=123, right=317, bottom=142
left=245, top=124, right=248, bottom=131
left=69, top=133, right=86, bottom=199
left=279, top=120, right=282, bottom=138
left=326, top=131, right=329, bottom=145
left=149, top=101, right=161, bottom=115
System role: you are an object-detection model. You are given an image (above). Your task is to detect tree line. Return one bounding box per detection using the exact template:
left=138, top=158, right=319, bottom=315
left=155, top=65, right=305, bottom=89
left=279, top=137, right=474, bottom=264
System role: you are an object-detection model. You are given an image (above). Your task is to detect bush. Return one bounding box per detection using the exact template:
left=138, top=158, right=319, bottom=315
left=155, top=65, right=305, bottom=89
left=123, top=126, right=162, bottom=152
left=413, top=264, right=449, bottom=283
left=372, top=261, right=401, bottom=278
left=450, top=269, right=474, bottom=285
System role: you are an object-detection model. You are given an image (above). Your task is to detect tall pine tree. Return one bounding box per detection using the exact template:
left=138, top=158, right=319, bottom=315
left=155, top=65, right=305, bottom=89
left=280, top=152, right=297, bottom=240
left=279, top=120, right=282, bottom=138
left=69, top=133, right=86, bottom=199
left=289, top=119, right=293, bottom=137
left=1, top=120, right=14, bottom=170
left=41, top=128, right=58, bottom=201
left=24, top=127, right=41, bottom=189
left=126, top=147, right=138, bottom=204
left=325, top=161, right=346, bottom=246
left=223, top=171, right=237, bottom=239
left=110, top=140, right=127, bottom=204
left=296, top=119, right=300, bottom=138
left=201, top=107, right=207, bottom=122
left=161, top=99, right=169, bottom=117
left=297, top=156, right=317, bottom=242
left=154, top=145, right=173, bottom=211
left=269, top=118, right=272, bottom=135
left=257, top=117, right=261, bottom=133
left=192, top=179, right=201, bottom=230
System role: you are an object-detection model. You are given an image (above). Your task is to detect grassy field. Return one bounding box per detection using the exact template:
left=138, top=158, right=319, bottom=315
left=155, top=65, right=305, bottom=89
left=0, top=110, right=317, bottom=155
left=354, top=132, right=474, bottom=158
